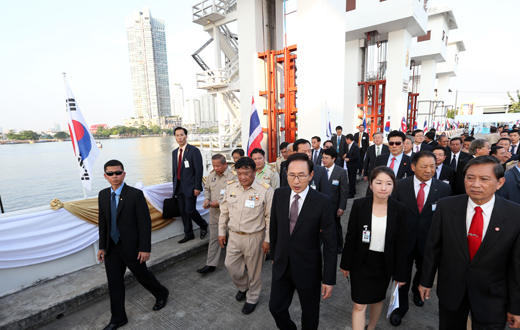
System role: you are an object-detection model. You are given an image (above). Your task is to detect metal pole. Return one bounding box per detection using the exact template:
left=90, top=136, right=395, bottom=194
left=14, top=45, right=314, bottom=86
left=0, top=195, right=4, bottom=213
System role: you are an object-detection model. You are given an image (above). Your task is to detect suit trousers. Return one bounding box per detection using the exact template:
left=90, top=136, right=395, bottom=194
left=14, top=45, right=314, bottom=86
left=175, top=181, right=207, bottom=236
left=105, top=240, right=168, bottom=324
left=439, top=290, right=506, bottom=330
left=335, top=216, right=343, bottom=250
left=347, top=166, right=357, bottom=196
left=206, top=207, right=224, bottom=267
left=397, top=243, right=423, bottom=315
left=224, top=231, right=265, bottom=304
left=269, top=264, right=321, bottom=330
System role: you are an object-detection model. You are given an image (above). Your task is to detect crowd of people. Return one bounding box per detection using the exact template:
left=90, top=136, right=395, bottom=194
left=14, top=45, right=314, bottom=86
left=96, top=124, right=520, bottom=330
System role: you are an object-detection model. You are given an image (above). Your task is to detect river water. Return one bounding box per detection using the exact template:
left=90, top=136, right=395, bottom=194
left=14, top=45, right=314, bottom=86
left=0, top=137, right=214, bottom=213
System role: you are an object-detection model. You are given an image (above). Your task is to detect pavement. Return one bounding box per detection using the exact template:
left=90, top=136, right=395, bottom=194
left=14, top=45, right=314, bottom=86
left=34, top=179, right=440, bottom=330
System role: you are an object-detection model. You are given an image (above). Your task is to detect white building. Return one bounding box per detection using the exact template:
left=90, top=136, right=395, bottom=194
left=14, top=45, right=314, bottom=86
left=125, top=7, right=171, bottom=124
left=171, top=83, right=184, bottom=117
left=184, top=98, right=201, bottom=126
left=200, top=94, right=217, bottom=128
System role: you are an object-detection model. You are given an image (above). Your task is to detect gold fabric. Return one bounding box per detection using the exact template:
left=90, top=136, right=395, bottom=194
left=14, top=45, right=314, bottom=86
left=50, top=198, right=175, bottom=231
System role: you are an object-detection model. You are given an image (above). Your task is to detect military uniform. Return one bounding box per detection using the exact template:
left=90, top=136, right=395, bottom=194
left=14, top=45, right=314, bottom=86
left=204, top=167, right=237, bottom=267
left=275, top=156, right=284, bottom=174
left=218, top=179, right=274, bottom=304
left=255, top=163, right=279, bottom=189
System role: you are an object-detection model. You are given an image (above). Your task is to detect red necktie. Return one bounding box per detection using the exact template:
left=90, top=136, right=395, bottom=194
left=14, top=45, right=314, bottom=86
left=177, top=148, right=183, bottom=179
left=389, top=157, right=396, bottom=170
left=417, top=183, right=426, bottom=213
left=468, top=206, right=483, bottom=260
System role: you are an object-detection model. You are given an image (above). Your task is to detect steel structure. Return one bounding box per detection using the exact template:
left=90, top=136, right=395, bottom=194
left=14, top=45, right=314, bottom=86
left=407, top=60, right=420, bottom=129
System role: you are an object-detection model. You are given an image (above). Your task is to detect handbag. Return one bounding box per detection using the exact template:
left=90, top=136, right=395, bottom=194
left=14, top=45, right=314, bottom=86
left=162, top=197, right=180, bottom=218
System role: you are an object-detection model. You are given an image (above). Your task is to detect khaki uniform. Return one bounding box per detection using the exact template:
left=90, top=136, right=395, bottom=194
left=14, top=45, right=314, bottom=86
left=275, top=156, right=284, bottom=173
left=218, top=179, right=274, bottom=304
left=255, top=163, right=280, bottom=189
left=204, top=167, right=237, bottom=267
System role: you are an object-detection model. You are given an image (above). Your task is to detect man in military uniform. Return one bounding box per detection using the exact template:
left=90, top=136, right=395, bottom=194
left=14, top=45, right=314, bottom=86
left=218, top=157, right=274, bottom=315
left=275, top=142, right=290, bottom=174
left=197, top=154, right=237, bottom=274
left=250, top=148, right=280, bottom=189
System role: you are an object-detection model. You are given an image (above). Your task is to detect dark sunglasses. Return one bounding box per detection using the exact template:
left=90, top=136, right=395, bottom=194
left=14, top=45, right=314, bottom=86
left=105, top=171, right=123, bottom=176
left=388, top=141, right=402, bottom=146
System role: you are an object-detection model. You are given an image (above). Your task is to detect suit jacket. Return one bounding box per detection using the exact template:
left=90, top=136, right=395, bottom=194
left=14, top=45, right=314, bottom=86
left=344, top=142, right=360, bottom=170
left=375, top=153, right=413, bottom=180
left=340, top=196, right=408, bottom=282
left=172, top=143, right=203, bottom=198
left=98, top=184, right=152, bottom=257
left=444, top=150, right=470, bottom=169
left=332, top=134, right=347, bottom=167
left=412, top=143, right=432, bottom=152
left=393, top=177, right=452, bottom=255
left=270, top=187, right=337, bottom=288
left=455, top=155, right=474, bottom=195
left=363, top=144, right=390, bottom=179
left=327, top=164, right=348, bottom=211
left=280, top=163, right=331, bottom=196
left=437, top=164, right=456, bottom=194
left=312, top=148, right=323, bottom=165
left=497, top=166, right=520, bottom=204
left=353, top=132, right=369, bottom=153
left=421, top=195, right=520, bottom=321
left=424, top=140, right=438, bottom=148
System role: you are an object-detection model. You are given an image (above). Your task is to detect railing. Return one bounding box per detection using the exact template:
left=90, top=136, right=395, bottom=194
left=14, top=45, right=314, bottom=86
left=196, top=68, right=230, bottom=89
left=192, top=0, right=236, bottom=23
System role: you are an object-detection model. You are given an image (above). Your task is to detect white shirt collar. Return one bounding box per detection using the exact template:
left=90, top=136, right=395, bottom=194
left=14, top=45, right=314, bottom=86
left=468, top=195, right=495, bottom=217
left=437, top=163, right=443, bottom=171
left=290, top=185, right=310, bottom=202
left=414, top=175, right=432, bottom=187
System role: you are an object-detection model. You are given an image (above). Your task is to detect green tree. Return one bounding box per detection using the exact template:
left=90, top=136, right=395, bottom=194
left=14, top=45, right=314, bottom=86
left=54, top=131, right=70, bottom=139
left=446, top=109, right=456, bottom=119
left=508, top=90, right=520, bottom=113
left=150, top=125, right=161, bottom=134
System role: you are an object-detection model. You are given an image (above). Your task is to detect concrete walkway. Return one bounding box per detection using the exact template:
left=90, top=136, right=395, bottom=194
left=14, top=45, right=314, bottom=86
left=38, top=180, right=440, bottom=330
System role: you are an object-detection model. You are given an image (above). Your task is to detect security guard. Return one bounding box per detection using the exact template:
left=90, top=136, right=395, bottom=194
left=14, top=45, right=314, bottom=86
left=218, top=157, right=274, bottom=315
left=197, top=154, right=237, bottom=274
left=250, top=148, right=280, bottom=188
left=275, top=142, right=290, bottom=173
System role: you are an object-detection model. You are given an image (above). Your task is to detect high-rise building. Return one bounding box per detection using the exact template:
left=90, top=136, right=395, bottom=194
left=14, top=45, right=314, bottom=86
left=184, top=98, right=201, bottom=126
left=171, top=83, right=184, bottom=117
left=200, top=94, right=217, bottom=128
left=125, top=7, right=171, bottom=124
left=53, top=123, right=61, bottom=132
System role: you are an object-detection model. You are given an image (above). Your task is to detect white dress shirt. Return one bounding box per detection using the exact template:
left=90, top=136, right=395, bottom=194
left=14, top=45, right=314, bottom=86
left=289, top=186, right=310, bottom=216
left=414, top=143, right=422, bottom=153
left=386, top=153, right=404, bottom=177
left=369, top=214, right=387, bottom=252
left=466, top=195, right=495, bottom=241
left=436, top=163, right=443, bottom=179
left=325, top=164, right=334, bottom=180
left=405, top=151, right=413, bottom=157
left=511, top=144, right=519, bottom=154
left=451, top=151, right=462, bottom=170
left=413, top=176, right=432, bottom=208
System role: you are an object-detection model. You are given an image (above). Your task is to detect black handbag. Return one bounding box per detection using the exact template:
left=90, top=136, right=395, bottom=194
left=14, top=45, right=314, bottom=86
left=162, top=198, right=180, bottom=219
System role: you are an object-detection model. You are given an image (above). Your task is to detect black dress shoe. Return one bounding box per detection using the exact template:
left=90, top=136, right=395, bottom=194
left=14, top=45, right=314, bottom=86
left=242, top=302, right=257, bottom=315
left=102, top=320, right=128, bottom=330
left=413, top=293, right=424, bottom=307
left=235, top=290, right=248, bottom=301
left=389, top=310, right=403, bottom=326
left=200, top=227, right=208, bottom=239
left=178, top=235, right=195, bottom=244
left=153, top=290, right=169, bottom=311
left=197, top=265, right=216, bottom=274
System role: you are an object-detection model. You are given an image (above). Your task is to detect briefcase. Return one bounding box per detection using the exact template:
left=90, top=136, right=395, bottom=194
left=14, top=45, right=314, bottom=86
left=162, top=198, right=180, bottom=218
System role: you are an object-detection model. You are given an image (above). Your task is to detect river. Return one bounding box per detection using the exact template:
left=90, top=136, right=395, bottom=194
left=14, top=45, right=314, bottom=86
left=0, top=137, right=215, bottom=213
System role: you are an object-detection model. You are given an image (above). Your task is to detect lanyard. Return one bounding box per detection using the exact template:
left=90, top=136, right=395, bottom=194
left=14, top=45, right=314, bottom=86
left=256, top=165, right=267, bottom=179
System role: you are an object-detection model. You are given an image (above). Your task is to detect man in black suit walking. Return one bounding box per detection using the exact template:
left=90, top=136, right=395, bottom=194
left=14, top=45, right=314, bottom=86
left=97, top=160, right=169, bottom=330
left=343, top=134, right=360, bottom=198
left=432, top=146, right=456, bottom=193
left=455, top=139, right=490, bottom=195
left=423, top=131, right=438, bottom=148
left=375, top=130, right=413, bottom=180
left=389, top=151, right=452, bottom=326
left=269, top=153, right=337, bottom=330
left=332, top=126, right=347, bottom=167
left=412, top=129, right=432, bottom=152
left=353, top=124, right=369, bottom=174
left=311, top=136, right=323, bottom=165
left=444, top=137, right=469, bottom=171
left=419, top=156, right=520, bottom=329
left=172, top=127, right=208, bottom=243
left=363, top=132, right=389, bottom=182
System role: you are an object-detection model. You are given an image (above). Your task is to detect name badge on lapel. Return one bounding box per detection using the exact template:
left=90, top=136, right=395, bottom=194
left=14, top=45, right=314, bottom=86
left=362, top=225, right=371, bottom=243
left=245, top=200, right=255, bottom=208
left=184, top=160, right=190, bottom=168
left=332, top=180, right=339, bottom=186
left=443, top=180, right=450, bottom=185
left=431, top=203, right=437, bottom=211
left=220, top=188, right=226, bottom=195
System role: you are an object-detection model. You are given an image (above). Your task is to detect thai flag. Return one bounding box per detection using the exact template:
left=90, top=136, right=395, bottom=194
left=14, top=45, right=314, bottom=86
left=247, top=96, right=263, bottom=157
left=326, top=108, right=332, bottom=138
left=65, top=76, right=100, bottom=191
left=446, top=118, right=451, bottom=129
left=413, top=120, right=418, bottom=130
left=400, top=116, right=407, bottom=132
left=437, top=120, right=441, bottom=130
left=423, top=119, right=428, bottom=131
left=362, top=108, right=367, bottom=131
left=516, top=119, right=519, bottom=126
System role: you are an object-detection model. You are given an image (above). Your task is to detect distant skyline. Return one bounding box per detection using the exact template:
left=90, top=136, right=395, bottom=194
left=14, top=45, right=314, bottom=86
left=1, top=0, right=519, bottom=132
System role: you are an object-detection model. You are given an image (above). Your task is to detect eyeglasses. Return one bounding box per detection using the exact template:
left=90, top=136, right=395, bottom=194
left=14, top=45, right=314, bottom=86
left=105, top=171, right=123, bottom=176
left=388, top=141, right=402, bottom=146
left=287, top=174, right=309, bottom=181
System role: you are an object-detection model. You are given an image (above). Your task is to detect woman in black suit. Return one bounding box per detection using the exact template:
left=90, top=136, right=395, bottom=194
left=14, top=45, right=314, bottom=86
left=340, top=166, right=408, bottom=330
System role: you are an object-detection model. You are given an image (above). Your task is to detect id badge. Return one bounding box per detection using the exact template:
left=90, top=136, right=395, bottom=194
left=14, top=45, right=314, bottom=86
left=184, top=160, right=190, bottom=168
left=332, top=180, right=339, bottom=186
left=220, top=188, right=226, bottom=195
left=362, top=225, right=370, bottom=243
left=310, top=181, right=316, bottom=190
left=431, top=203, right=437, bottom=211
left=245, top=200, right=255, bottom=208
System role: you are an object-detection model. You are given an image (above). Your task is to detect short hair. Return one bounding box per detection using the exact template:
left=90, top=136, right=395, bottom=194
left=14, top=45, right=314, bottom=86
left=450, top=137, right=462, bottom=145
left=211, top=153, right=227, bottom=164
left=388, top=130, right=406, bottom=142
left=323, top=140, right=333, bottom=146
left=468, top=139, right=488, bottom=156
left=412, top=129, right=424, bottom=136
left=345, top=133, right=354, bottom=141
left=490, top=146, right=503, bottom=156
left=232, top=148, right=245, bottom=157
left=322, top=147, right=337, bottom=160
left=509, top=129, right=520, bottom=136
left=104, top=159, right=124, bottom=172
left=312, top=136, right=321, bottom=143
left=411, top=150, right=436, bottom=165
left=359, top=124, right=365, bottom=128
left=490, top=126, right=497, bottom=133
left=235, top=157, right=256, bottom=171
left=250, top=148, right=265, bottom=157
left=279, top=142, right=289, bottom=150
left=286, top=153, right=314, bottom=173
left=293, top=139, right=311, bottom=152
left=461, top=133, right=469, bottom=138
left=287, top=143, right=294, bottom=151
left=335, top=126, right=343, bottom=131
left=432, top=146, right=447, bottom=156
left=174, top=127, right=188, bottom=135
left=370, top=166, right=396, bottom=187
left=373, top=132, right=383, bottom=138
left=465, top=136, right=476, bottom=143
left=497, top=137, right=511, bottom=145
left=405, top=135, right=414, bottom=144
left=425, top=131, right=435, bottom=140
left=463, top=155, right=504, bottom=180
left=438, top=135, right=448, bottom=141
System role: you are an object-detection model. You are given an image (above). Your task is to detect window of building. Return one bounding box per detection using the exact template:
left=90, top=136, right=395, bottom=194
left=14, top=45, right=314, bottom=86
left=346, top=0, right=356, bottom=11
left=418, top=31, right=431, bottom=42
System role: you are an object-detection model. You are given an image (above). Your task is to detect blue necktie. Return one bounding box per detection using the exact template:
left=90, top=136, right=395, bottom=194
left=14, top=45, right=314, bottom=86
left=110, top=192, right=119, bottom=244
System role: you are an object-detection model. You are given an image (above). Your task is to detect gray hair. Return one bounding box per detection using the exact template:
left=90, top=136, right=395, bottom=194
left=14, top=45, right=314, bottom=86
left=405, top=135, right=414, bottom=144
left=468, top=139, right=488, bottom=156
left=211, top=153, right=227, bottom=164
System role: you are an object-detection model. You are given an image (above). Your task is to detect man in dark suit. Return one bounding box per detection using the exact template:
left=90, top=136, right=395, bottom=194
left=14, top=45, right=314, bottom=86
left=332, top=126, right=347, bottom=167
left=455, top=139, right=490, bottom=195
left=97, top=160, right=169, bottom=330
left=269, top=153, right=337, bottom=330
left=311, top=136, right=323, bottom=165
left=412, top=129, right=432, bottom=152
left=432, top=146, right=456, bottom=193
left=419, top=156, right=520, bottom=330
left=172, top=127, right=208, bottom=243
left=363, top=132, right=390, bottom=182
left=280, top=139, right=330, bottom=196
left=321, top=148, right=348, bottom=254
left=375, top=130, right=413, bottom=180
left=509, top=129, right=520, bottom=157
left=342, top=134, right=360, bottom=198
left=497, top=164, right=520, bottom=204
left=423, top=131, right=438, bottom=148
left=497, top=138, right=520, bottom=163
left=389, top=151, right=452, bottom=326
left=444, top=137, right=469, bottom=171
left=353, top=124, right=369, bottom=174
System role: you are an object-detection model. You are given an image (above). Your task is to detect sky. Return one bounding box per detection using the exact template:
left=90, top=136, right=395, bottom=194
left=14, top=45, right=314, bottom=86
left=0, top=0, right=519, bottom=132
